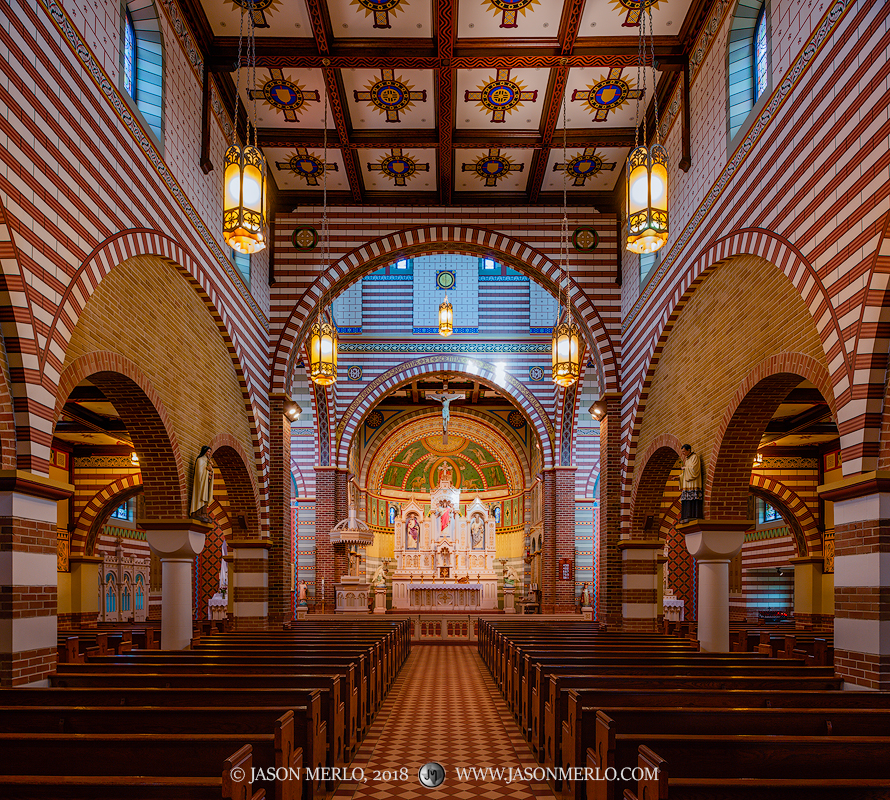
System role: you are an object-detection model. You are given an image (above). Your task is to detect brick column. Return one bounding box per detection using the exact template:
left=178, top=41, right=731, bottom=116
left=541, top=469, right=556, bottom=612
left=620, top=539, right=663, bottom=631
left=315, top=466, right=338, bottom=611
left=554, top=467, right=577, bottom=613
left=268, top=394, right=293, bottom=625
left=334, top=468, right=349, bottom=588
left=790, top=555, right=833, bottom=632
left=0, top=472, right=73, bottom=686
left=598, top=394, right=622, bottom=627
left=820, top=473, right=890, bottom=689
left=229, top=538, right=271, bottom=630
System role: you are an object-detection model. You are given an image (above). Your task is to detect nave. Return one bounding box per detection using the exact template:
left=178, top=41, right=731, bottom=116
left=330, top=645, right=558, bottom=800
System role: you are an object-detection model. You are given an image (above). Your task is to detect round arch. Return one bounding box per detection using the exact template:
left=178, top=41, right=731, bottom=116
left=630, top=436, right=684, bottom=539
left=706, top=353, right=835, bottom=520
left=334, top=356, right=555, bottom=468
left=357, top=405, right=532, bottom=490
left=72, top=473, right=144, bottom=557
left=208, top=433, right=261, bottom=538
left=623, top=230, right=843, bottom=514
left=270, top=226, right=620, bottom=397
left=54, top=352, right=187, bottom=519
left=749, top=476, right=819, bottom=558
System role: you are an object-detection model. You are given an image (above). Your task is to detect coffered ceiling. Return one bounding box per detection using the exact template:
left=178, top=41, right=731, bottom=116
left=183, top=0, right=710, bottom=209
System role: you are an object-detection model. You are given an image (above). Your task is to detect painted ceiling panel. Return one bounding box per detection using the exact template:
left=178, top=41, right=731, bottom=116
left=342, top=69, right=437, bottom=129
left=456, top=68, right=549, bottom=130
left=453, top=148, right=533, bottom=192
left=326, top=0, right=434, bottom=38
left=540, top=146, right=630, bottom=192
left=578, top=0, right=694, bottom=38
left=563, top=66, right=657, bottom=129
left=235, top=67, right=327, bottom=128
left=266, top=146, right=352, bottom=191
left=360, top=147, right=439, bottom=190
left=207, top=0, right=314, bottom=38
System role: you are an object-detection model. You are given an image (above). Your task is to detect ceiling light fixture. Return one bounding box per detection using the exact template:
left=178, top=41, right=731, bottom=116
left=223, top=1, right=267, bottom=254
left=626, top=6, right=668, bottom=254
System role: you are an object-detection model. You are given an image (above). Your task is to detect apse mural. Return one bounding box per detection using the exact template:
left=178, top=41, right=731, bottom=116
left=380, top=436, right=509, bottom=494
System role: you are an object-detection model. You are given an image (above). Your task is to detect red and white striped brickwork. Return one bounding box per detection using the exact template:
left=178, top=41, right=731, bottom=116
left=622, top=0, right=888, bottom=682
left=0, top=0, right=271, bottom=489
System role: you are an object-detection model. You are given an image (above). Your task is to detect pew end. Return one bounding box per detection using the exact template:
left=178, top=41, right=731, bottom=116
left=637, top=745, right=668, bottom=800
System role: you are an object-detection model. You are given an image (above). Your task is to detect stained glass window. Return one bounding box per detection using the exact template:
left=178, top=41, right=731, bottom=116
left=754, top=5, right=768, bottom=100
left=111, top=498, right=134, bottom=521
left=123, top=10, right=136, bottom=98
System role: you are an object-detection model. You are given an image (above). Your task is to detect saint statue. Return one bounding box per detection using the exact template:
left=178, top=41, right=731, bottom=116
left=437, top=499, right=455, bottom=539
left=407, top=515, right=420, bottom=547
left=348, top=548, right=361, bottom=577
left=297, top=580, right=309, bottom=606
left=580, top=582, right=591, bottom=608
left=470, top=514, right=484, bottom=549
left=678, top=444, right=703, bottom=523
left=428, top=392, right=463, bottom=444
left=189, top=446, right=214, bottom=522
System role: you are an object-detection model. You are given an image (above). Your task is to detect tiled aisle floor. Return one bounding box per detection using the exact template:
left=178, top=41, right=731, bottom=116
left=330, top=645, right=558, bottom=799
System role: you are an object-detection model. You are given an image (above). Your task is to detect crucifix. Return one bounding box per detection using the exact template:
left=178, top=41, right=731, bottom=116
left=428, top=392, right=463, bottom=445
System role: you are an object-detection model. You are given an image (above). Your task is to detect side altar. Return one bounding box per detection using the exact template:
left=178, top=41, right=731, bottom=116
left=391, top=463, right=498, bottom=611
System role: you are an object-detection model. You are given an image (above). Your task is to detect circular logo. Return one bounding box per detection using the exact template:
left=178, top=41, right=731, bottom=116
left=476, top=156, right=510, bottom=179
left=366, top=410, right=384, bottom=429
left=292, top=227, right=318, bottom=251
left=370, top=79, right=411, bottom=112
left=288, top=154, right=325, bottom=179
left=347, top=366, right=363, bottom=381
left=481, top=80, right=520, bottom=111
left=381, top=155, right=417, bottom=180
left=436, top=271, right=455, bottom=290
left=529, top=366, right=544, bottom=381
left=568, top=154, right=603, bottom=178
left=263, top=80, right=306, bottom=111
left=572, top=227, right=599, bottom=252
left=508, top=410, right=526, bottom=429
left=418, top=762, right=446, bottom=789
left=590, top=79, right=630, bottom=110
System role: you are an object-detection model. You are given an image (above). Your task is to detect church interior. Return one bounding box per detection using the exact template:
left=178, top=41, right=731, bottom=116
left=2, top=0, right=890, bottom=794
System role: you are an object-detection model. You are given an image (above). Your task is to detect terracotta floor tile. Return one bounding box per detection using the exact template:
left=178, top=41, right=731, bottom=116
left=330, top=645, right=558, bottom=800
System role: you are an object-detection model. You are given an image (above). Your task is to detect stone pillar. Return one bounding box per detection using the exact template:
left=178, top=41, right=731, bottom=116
left=598, top=394, right=622, bottom=626
left=790, top=556, right=833, bottom=631
left=268, top=394, right=293, bottom=625
left=681, top=520, right=747, bottom=652
left=63, top=555, right=103, bottom=629
left=229, top=538, right=271, bottom=630
left=315, top=466, right=338, bottom=611
left=820, top=474, right=890, bottom=689
left=0, top=472, right=73, bottom=686
left=144, top=520, right=208, bottom=650
left=620, top=539, right=663, bottom=632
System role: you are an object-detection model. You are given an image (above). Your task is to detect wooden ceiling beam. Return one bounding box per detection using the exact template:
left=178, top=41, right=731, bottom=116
left=435, top=0, right=456, bottom=205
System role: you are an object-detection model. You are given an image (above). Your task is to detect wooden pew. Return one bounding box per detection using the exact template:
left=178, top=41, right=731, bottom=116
left=0, top=702, right=325, bottom=800
left=599, top=735, right=890, bottom=800
left=629, top=743, right=890, bottom=800
left=57, top=635, right=83, bottom=664
left=0, top=717, right=302, bottom=800
left=0, top=743, right=262, bottom=800
left=43, top=674, right=346, bottom=773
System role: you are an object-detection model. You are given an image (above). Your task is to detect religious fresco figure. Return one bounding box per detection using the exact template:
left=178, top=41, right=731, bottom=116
left=410, top=474, right=427, bottom=492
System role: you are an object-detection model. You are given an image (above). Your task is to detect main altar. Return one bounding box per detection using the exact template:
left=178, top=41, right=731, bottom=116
left=391, top=463, right=498, bottom=611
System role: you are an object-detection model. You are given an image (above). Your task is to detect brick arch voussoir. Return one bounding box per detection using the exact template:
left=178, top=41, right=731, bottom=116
left=336, top=357, right=555, bottom=469
left=631, top=437, right=684, bottom=539
left=72, top=473, right=144, bottom=558
left=271, top=225, right=619, bottom=396
left=55, top=352, right=187, bottom=518
left=209, top=433, right=261, bottom=538
left=44, top=230, right=267, bottom=507
left=749, top=475, right=818, bottom=558
left=622, top=230, right=842, bottom=529
left=706, top=353, right=834, bottom=520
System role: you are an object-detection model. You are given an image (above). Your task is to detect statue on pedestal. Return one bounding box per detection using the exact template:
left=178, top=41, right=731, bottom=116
left=503, top=563, right=521, bottom=587
left=580, top=582, right=591, bottom=608
left=679, top=444, right=703, bottom=523
left=369, top=563, right=386, bottom=587
left=297, top=580, right=309, bottom=606
left=189, top=446, right=214, bottom=523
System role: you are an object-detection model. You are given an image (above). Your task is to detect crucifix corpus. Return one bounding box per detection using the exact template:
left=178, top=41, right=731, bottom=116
left=428, top=392, right=463, bottom=445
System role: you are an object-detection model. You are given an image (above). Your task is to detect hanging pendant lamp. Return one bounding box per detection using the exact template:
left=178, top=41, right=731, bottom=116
left=223, top=4, right=267, bottom=254
left=309, top=63, right=338, bottom=385
left=438, top=294, right=453, bottom=337
left=626, top=6, right=668, bottom=254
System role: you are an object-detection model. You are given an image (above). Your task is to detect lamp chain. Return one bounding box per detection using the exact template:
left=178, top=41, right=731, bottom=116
left=634, top=6, right=644, bottom=150
left=561, top=67, right=570, bottom=324
left=249, top=1, right=258, bottom=149
left=321, top=68, right=330, bottom=327
left=648, top=7, right=660, bottom=145
left=232, top=6, right=245, bottom=147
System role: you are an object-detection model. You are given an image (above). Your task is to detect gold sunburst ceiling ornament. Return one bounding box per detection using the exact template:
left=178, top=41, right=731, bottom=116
left=464, top=69, right=538, bottom=123
left=483, top=0, right=540, bottom=29
left=353, top=69, right=428, bottom=123
left=228, top=0, right=281, bottom=28
left=350, top=0, right=409, bottom=29
left=608, top=0, right=663, bottom=28
left=571, top=68, right=644, bottom=122
left=249, top=69, right=320, bottom=122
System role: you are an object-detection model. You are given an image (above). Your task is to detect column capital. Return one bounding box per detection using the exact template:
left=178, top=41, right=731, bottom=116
left=818, top=471, right=890, bottom=502
left=0, top=470, right=73, bottom=501
left=680, top=519, right=748, bottom=561
left=143, top=520, right=208, bottom=559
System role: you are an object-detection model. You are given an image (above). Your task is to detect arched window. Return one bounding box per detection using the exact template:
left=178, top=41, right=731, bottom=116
left=726, top=0, right=770, bottom=144
left=120, top=0, right=165, bottom=144
left=123, top=10, right=136, bottom=97
left=105, top=573, right=117, bottom=614
left=135, top=574, right=145, bottom=611
left=753, top=5, right=769, bottom=100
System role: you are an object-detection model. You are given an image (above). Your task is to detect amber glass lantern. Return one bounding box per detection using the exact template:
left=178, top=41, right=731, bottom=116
left=551, top=318, right=580, bottom=387
left=626, top=143, right=668, bottom=254
left=309, top=318, right=338, bottom=385
left=223, top=143, right=267, bottom=254
left=438, top=295, right=453, bottom=337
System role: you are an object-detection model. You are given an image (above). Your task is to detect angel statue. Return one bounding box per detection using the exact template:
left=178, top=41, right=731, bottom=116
left=503, top=563, right=521, bottom=588
left=369, top=563, right=387, bottom=587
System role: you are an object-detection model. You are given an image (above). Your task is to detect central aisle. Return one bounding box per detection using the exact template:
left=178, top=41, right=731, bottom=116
left=331, top=644, right=559, bottom=799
